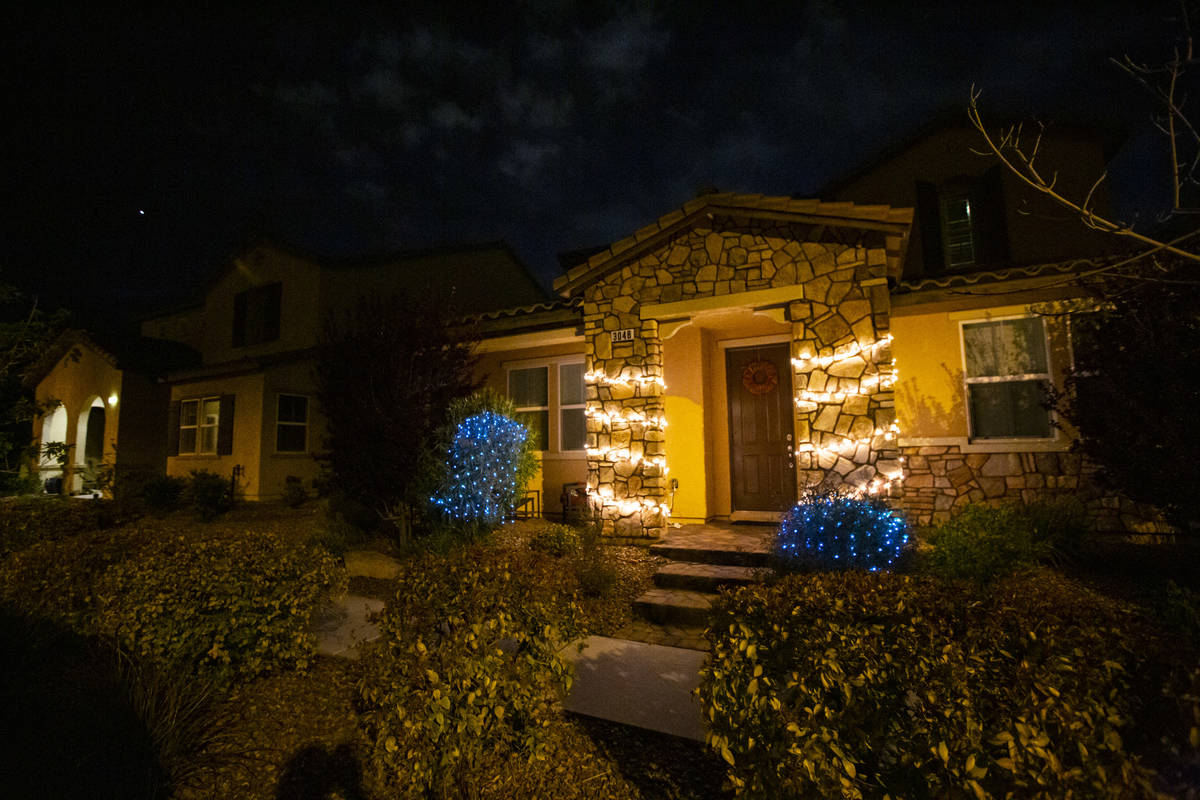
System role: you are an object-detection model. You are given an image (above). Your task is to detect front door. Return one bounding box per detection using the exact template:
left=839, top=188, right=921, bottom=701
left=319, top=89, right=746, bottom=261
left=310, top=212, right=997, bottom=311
left=726, top=343, right=795, bottom=513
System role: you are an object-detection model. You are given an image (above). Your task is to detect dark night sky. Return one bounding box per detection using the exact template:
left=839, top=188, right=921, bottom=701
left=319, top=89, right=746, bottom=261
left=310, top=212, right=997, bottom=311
left=0, top=2, right=1175, bottom=322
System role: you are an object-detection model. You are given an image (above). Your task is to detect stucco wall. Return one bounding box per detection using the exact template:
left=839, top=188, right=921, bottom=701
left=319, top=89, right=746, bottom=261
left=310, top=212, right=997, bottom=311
left=34, top=343, right=122, bottom=493
left=168, top=372, right=265, bottom=499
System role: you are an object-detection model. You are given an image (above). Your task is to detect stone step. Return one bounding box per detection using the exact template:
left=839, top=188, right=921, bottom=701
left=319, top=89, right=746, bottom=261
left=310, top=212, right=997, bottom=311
left=653, top=562, right=765, bottom=592
left=649, top=542, right=773, bottom=568
left=633, top=588, right=714, bottom=627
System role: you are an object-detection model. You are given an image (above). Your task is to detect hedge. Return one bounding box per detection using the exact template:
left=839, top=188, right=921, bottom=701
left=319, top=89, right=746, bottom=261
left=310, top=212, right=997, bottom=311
left=699, top=570, right=1200, bottom=799
left=0, top=527, right=345, bottom=683
left=0, top=497, right=122, bottom=558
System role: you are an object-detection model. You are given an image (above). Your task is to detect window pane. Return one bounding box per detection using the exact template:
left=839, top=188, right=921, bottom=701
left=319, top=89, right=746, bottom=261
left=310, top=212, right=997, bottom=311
left=180, top=400, right=198, bottom=427
left=559, top=363, right=585, bottom=406
left=968, top=380, right=1052, bottom=439
left=509, top=367, right=548, bottom=407
left=561, top=408, right=585, bottom=451
left=200, top=425, right=219, bottom=454
left=278, top=394, right=307, bottom=424
left=515, top=410, right=548, bottom=451
left=964, top=318, right=1047, bottom=378
left=277, top=424, right=306, bottom=453
left=179, top=428, right=197, bottom=454
left=202, top=398, right=221, bottom=426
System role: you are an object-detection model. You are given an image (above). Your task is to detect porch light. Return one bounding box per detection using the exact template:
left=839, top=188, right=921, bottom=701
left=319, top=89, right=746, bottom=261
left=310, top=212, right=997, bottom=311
left=107, top=393, right=119, bottom=406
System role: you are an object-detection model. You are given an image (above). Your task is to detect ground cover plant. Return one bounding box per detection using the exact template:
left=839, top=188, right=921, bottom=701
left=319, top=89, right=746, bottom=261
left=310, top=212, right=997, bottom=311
left=0, top=495, right=122, bottom=556
left=699, top=568, right=1200, bottom=799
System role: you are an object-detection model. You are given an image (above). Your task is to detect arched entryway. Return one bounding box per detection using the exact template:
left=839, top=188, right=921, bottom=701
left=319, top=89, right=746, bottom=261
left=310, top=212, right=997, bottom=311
left=73, top=397, right=107, bottom=494
left=39, top=404, right=69, bottom=493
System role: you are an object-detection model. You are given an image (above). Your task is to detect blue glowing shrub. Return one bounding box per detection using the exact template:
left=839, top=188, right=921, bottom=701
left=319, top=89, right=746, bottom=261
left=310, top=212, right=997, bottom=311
left=775, top=492, right=909, bottom=572
left=428, top=410, right=530, bottom=527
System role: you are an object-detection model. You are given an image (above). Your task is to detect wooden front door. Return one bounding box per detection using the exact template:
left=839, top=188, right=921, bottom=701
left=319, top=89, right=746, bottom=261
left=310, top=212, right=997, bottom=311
left=726, top=343, right=795, bottom=512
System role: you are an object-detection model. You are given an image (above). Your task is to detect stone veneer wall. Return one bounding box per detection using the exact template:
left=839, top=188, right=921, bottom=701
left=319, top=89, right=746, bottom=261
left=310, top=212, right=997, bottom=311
left=583, top=216, right=898, bottom=539
left=898, top=444, right=1160, bottom=532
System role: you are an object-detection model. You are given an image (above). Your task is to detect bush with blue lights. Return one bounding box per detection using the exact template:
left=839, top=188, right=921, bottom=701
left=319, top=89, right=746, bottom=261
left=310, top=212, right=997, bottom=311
left=775, top=491, right=909, bottom=572
left=428, top=411, right=528, bottom=527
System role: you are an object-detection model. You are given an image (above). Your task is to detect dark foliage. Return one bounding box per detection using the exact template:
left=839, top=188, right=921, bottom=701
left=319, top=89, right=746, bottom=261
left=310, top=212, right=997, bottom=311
left=1053, top=269, right=1200, bottom=530
left=314, top=290, right=478, bottom=528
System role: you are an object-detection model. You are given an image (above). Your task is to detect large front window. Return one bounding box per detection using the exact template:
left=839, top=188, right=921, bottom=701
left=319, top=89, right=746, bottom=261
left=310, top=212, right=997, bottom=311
left=962, top=317, right=1052, bottom=439
left=180, top=397, right=221, bottom=454
left=507, top=359, right=586, bottom=452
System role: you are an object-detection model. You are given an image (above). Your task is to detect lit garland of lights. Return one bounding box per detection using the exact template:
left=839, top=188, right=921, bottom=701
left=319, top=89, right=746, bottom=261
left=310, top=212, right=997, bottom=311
left=791, top=333, right=893, bottom=370
left=585, top=448, right=668, bottom=470
left=428, top=411, right=528, bottom=525
left=586, top=487, right=671, bottom=518
left=584, top=370, right=666, bottom=390
left=775, top=493, right=909, bottom=572
left=585, top=408, right=668, bottom=428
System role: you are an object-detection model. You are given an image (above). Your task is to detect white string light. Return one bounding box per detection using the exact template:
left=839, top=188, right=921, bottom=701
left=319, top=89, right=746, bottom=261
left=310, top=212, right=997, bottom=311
left=792, top=334, right=893, bottom=370
left=585, top=371, right=666, bottom=390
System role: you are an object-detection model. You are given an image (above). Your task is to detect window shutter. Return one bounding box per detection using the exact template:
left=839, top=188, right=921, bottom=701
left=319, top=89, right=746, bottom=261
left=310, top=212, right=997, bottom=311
left=167, top=400, right=181, bottom=457
left=970, top=166, right=1011, bottom=267
left=232, top=292, right=247, bottom=347
left=915, top=181, right=944, bottom=275
left=217, top=394, right=235, bottom=456
left=263, top=283, right=282, bottom=343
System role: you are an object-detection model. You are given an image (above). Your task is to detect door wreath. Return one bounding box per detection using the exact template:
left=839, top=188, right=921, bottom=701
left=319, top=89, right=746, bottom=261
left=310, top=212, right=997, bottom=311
left=741, top=360, right=779, bottom=395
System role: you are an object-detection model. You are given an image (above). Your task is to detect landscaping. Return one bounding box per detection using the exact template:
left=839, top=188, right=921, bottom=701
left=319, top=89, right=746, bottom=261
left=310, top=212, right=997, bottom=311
left=1, top=485, right=1198, bottom=798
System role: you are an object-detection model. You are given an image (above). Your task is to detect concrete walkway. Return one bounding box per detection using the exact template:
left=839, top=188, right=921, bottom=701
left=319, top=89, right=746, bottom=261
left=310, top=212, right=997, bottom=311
left=560, top=635, right=708, bottom=741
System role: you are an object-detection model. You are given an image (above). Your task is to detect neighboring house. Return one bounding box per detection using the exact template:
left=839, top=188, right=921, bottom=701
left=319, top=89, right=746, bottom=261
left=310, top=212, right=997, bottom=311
left=32, top=240, right=549, bottom=501
left=29, top=330, right=198, bottom=494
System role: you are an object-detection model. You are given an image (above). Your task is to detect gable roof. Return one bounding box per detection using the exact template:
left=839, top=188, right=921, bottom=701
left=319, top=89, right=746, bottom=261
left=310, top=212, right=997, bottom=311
left=552, top=193, right=912, bottom=298
left=26, top=328, right=200, bottom=388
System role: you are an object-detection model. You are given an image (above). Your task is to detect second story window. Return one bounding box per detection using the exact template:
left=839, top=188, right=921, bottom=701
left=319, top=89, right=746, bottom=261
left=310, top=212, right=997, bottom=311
left=233, top=283, right=282, bottom=347
left=940, top=190, right=975, bottom=268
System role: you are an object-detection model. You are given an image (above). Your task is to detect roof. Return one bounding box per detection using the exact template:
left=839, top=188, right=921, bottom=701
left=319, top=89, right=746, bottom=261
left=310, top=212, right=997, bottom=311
left=552, top=192, right=913, bottom=297
left=26, top=328, right=201, bottom=388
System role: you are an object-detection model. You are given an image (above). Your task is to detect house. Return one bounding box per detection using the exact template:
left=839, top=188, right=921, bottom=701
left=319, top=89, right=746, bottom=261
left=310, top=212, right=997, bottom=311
left=32, top=241, right=550, bottom=501
left=32, top=122, right=1150, bottom=531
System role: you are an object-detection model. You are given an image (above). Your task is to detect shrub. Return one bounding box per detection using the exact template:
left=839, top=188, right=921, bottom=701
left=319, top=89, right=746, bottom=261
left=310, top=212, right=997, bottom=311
left=281, top=475, right=308, bottom=508
left=358, top=545, right=581, bottom=797
left=774, top=492, right=909, bottom=572
left=922, top=502, right=1041, bottom=583
left=573, top=518, right=617, bottom=597
left=699, top=570, right=1197, bottom=799
left=141, top=474, right=186, bottom=513
left=528, top=523, right=581, bottom=557
left=1021, top=495, right=1090, bottom=561
left=0, top=496, right=118, bottom=557
left=0, top=527, right=345, bottom=683
left=183, top=470, right=230, bottom=522
left=426, top=390, right=540, bottom=535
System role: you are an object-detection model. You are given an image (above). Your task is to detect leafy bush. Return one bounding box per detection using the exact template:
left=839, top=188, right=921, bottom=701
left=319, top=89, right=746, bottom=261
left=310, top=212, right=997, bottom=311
left=775, top=492, right=909, bottom=572
left=528, top=523, right=581, bottom=557
left=699, top=570, right=1198, bottom=799
left=1021, top=495, right=1090, bottom=561
left=358, top=545, right=582, bottom=797
left=183, top=470, right=230, bottom=521
left=573, top=518, right=617, bottom=597
left=281, top=475, right=308, bottom=508
left=0, top=527, right=345, bottom=683
left=0, top=496, right=119, bottom=557
left=140, top=474, right=186, bottom=513
left=426, top=390, right=540, bottom=535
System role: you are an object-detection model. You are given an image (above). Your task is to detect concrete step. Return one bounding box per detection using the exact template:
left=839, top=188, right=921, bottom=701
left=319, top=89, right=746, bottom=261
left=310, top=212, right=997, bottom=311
left=649, top=542, right=773, bottom=568
left=653, top=562, right=765, bottom=592
left=633, top=587, right=714, bottom=627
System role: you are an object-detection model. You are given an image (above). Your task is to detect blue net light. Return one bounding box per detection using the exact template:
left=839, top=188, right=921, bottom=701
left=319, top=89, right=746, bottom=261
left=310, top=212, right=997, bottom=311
left=775, top=493, right=909, bottom=572
left=428, top=411, right=529, bottom=526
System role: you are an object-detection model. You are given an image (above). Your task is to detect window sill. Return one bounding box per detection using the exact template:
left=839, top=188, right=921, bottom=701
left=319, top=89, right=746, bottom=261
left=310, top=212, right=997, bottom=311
left=900, top=435, right=1070, bottom=454
left=271, top=451, right=312, bottom=458
left=540, top=451, right=588, bottom=461
left=170, top=454, right=221, bottom=460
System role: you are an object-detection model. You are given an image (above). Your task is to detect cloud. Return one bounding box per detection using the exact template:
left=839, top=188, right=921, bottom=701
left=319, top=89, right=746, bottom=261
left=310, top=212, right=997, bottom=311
left=497, top=139, right=562, bottom=186
left=430, top=101, right=483, bottom=131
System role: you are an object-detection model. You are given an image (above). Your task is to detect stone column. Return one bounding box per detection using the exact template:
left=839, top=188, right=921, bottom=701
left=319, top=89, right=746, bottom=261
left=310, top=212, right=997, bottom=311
left=584, top=289, right=668, bottom=540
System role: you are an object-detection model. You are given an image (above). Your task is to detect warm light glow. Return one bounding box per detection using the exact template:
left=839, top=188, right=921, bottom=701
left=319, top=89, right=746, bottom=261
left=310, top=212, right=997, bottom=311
left=792, top=334, right=893, bottom=370
left=585, top=370, right=666, bottom=390
left=107, top=393, right=119, bottom=406
left=585, top=408, right=667, bottom=428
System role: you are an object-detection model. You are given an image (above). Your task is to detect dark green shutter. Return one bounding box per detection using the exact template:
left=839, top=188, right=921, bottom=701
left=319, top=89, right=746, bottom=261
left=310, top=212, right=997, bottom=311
left=217, top=395, right=235, bottom=456
left=915, top=180, right=944, bottom=275
left=166, top=400, right=181, bottom=456
left=970, top=166, right=1011, bottom=267
left=232, top=292, right=247, bottom=347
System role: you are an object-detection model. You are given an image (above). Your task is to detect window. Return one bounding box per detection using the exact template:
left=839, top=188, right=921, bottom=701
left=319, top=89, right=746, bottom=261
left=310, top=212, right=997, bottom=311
left=276, top=394, right=309, bottom=453
left=233, top=282, right=282, bottom=347
left=559, top=363, right=586, bottom=451
left=962, top=317, right=1053, bottom=439
left=940, top=190, right=975, bottom=269
left=180, top=397, right=221, bottom=454
left=509, top=366, right=549, bottom=450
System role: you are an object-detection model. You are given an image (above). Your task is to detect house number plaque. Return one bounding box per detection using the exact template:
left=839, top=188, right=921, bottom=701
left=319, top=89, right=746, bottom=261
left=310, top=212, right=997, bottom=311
left=610, top=328, right=635, bottom=343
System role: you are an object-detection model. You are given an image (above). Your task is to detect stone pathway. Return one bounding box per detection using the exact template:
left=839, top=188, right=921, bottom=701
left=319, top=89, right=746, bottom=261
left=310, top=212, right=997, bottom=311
left=311, top=549, right=402, bottom=660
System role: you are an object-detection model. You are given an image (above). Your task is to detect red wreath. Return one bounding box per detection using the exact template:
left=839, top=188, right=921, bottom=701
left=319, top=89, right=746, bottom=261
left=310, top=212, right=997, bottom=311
left=742, top=360, right=779, bottom=395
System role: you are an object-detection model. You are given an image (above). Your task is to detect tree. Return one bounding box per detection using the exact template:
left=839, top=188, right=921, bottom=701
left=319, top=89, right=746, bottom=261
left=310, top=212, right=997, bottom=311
left=0, top=284, right=67, bottom=493
left=314, top=290, right=480, bottom=538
